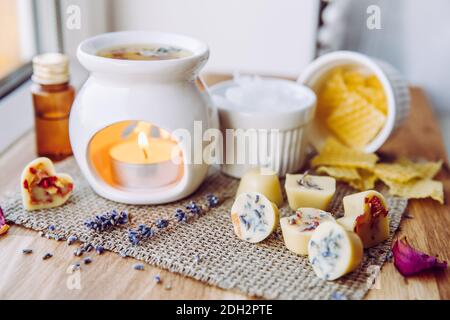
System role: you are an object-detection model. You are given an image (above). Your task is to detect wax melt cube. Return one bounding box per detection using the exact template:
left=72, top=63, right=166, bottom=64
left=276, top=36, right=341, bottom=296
left=21, top=157, right=74, bottom=211
left=285, top=174, right=336, bottom=210
left=236, top=168, right=283, bottom=207
left=308, top=221, right=363, bottom=280
left=337, top=190, right=389, bottom=248
left=230, top=192, right=279, bottom=243
left=280, top=208, right=336, bottom=255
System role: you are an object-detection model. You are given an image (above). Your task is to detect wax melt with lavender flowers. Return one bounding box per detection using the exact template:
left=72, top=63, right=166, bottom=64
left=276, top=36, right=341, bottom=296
left=230, top=192, right=279, bottom=243
left=308, top=222, right=363, bottom=281
left=285, top=173, right=336, bottom=211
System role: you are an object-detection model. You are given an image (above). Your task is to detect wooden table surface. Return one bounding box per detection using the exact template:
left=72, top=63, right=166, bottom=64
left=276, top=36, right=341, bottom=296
left=0, top=76, right=449, bottom=300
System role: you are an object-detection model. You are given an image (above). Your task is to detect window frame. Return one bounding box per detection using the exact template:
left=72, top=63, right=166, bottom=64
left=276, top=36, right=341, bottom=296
left=0, top=0, right=109, bottom=154
left=0, top=62, right=32, bottom=99
left=0, top=0, right=62, bottom=101
left=0, top=0, right=62, bottom=154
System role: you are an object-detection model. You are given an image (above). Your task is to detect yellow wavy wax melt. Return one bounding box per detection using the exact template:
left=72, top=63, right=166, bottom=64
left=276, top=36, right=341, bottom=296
left=317, top=68, right=388, bottom=148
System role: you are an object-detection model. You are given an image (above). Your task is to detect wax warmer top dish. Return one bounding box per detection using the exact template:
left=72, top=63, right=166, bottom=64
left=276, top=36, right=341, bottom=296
left=70, top=31, right=216, bottom=205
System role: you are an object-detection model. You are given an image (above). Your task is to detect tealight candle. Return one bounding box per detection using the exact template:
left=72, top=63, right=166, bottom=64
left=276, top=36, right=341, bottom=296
left=109, top=132, right=182, bottom=189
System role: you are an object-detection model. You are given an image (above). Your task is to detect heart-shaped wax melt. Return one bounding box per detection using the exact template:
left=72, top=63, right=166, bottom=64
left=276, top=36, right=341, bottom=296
left=21, top=157, right=74, bottom=211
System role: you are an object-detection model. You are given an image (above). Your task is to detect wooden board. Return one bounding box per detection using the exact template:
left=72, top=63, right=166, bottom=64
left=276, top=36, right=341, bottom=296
left=0, top=76, right=448, bottom=300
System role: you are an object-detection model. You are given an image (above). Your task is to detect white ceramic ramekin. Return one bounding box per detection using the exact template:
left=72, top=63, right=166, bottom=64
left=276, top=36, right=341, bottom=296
left=210, top=78, right=316, bottom=178
left=298, top=51, right=410, bottom=153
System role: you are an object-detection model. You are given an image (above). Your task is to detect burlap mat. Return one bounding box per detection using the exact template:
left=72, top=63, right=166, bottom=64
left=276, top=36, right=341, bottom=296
left=2, top=158, right=407, bottom=300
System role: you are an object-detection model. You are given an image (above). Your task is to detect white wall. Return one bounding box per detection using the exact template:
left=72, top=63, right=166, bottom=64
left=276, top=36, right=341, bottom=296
left=110, top=0, right=319, bottom=77
left=60, top=0, right=111, bottom=58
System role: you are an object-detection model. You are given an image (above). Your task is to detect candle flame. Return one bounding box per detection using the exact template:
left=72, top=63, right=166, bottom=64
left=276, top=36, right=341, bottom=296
left=159, top=128, right=171, bottom=140
left=138, top=132, right=149, bottom=159
left=134, top=122, right=151, bottom=135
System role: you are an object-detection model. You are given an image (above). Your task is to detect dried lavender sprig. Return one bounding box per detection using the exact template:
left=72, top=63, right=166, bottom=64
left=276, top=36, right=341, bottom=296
left=125, top=194, right=221, bottom=246
left=83, top=243, right=94, bottom=252
left=67, top=235, right=78, bottom=245
left=83, top=257, right=92, bottom=264
left=186, top=201, right=202, bottom=216
left=206, top=194, right=219, bottom=208
left=155, top=219, right=169, bottom=229
left=331, top=291, right=348, bottom=300
left=128, top=229, right=140, bottom=246
left=95, top=246, right=104, bottom=255
left=42, top=253, right=53, bottom=260
left=73, top=248, right=83, bottom=257
left=128, top=224, right=155, bottom=245
left=174, top=209, right=187, bottom=222
left=84, top=210, right=128, bottom=232
left=71, top=263, right=81, bottom=272
left=297, top=172, right=322, bottom=190
left=133, top=263, right=145, bottom=271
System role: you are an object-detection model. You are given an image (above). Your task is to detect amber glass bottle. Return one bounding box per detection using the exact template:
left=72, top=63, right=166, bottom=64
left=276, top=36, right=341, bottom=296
left=31, top=53, right=75, bottom=161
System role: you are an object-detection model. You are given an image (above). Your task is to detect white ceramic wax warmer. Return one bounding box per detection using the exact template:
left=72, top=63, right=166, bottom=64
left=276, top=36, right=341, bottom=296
left=70, top=31, right=216, bottom=204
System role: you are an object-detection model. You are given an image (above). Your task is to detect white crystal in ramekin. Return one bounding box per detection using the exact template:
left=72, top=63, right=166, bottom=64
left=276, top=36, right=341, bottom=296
left=210, top=78, right=316, bottom=178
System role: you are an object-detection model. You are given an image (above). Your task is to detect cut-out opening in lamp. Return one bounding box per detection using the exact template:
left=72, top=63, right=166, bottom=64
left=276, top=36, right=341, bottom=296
left=88, top=121, right=184, bottom=191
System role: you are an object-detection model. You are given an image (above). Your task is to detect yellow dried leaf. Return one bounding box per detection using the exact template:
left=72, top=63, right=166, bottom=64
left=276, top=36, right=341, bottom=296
left=316, top=166, right=361, bottom=182
left=384, top=178, right=444, bottom=204
left=311, top=138, right=379, bottom=170
left=348, top=169, right=378, bottom=191
left=375, top=163, right=422, bottom=183
left=397, top=158, right=443, bottom=180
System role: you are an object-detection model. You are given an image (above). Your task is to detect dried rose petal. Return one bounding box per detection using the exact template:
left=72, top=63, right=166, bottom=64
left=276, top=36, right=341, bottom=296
left=0, top=206, right=7, bottom=226
left=0, top=206, right=9, bottom=236
left=393, top=237, right=447, bottom=276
